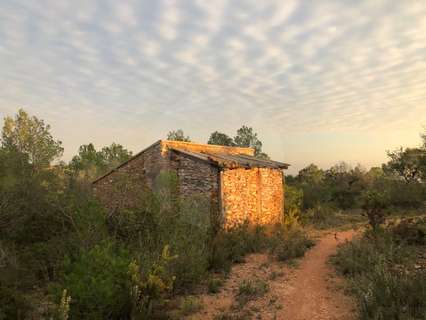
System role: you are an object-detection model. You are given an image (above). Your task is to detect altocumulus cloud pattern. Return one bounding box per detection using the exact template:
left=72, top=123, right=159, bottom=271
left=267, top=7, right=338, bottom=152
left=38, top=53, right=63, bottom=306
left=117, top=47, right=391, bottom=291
left=0, top=0, right=426, bottom=170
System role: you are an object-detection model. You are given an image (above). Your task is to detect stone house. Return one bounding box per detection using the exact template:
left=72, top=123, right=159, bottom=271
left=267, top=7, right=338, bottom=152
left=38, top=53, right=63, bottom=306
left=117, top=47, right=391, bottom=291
left=93, top=140, right=289, bottom=229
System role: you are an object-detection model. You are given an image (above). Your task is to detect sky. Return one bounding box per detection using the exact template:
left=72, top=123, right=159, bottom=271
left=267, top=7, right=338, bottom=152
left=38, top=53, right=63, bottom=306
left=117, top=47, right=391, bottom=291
left=0, top=0, right=425, bottom=174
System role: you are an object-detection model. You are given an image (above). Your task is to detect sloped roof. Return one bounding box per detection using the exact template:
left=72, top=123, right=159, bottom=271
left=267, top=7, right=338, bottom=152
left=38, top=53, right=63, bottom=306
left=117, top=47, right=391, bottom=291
left=171, top=148, right=289, bottom=169
left=93, top=140, right=289, bottom=184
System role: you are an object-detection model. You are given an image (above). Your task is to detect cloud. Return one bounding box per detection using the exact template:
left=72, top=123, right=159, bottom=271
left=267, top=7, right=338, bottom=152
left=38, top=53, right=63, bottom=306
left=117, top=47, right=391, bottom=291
left=0, top=0, right=425, bottom=171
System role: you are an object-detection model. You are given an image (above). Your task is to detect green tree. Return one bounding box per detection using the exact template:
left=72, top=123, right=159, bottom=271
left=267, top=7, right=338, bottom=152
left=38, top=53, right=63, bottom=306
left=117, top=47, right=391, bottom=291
left=360, top=190, right=388, bottom=231
left=69, top=143, right=132, bottom=180
left=207, top=131, right=235, bottom=146
left=297, top=164, right=324, bottom=184
left=166, top=129, right=191, bottom=142
left=100, top=143, right=133, bottom=168
left=1, top=108, right=63, bottom=169
left=234, top=125, right=268, bottom=159
left=384, top=147, right=426, bottom=183
left=325, top=163, right=367, bottom=209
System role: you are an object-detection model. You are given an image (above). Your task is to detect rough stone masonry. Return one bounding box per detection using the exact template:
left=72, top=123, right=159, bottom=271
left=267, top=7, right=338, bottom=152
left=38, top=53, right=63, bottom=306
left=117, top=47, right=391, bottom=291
left=92, top=140, right=289, bottom=229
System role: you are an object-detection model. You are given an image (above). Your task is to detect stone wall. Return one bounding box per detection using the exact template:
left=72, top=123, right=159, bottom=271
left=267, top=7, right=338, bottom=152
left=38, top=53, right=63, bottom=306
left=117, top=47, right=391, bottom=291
left=93, top=140, right=284, bottom=230
left=221, top=168, right=284, bottom=228
left=93, top=141, right=173, bottom=213
left=93, top=141, right=221, bottom=216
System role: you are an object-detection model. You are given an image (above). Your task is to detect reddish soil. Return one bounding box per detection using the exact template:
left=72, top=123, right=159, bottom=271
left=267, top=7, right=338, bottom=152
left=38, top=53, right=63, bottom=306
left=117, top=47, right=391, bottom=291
left=190, top=230, right=357, bottom=320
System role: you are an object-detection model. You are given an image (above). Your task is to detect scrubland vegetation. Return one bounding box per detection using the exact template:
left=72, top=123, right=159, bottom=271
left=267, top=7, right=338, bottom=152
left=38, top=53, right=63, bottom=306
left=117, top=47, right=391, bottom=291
left=1, top=109, right=425, bottom=319
left=332, top=218, right=426, bottom=319
left=0, top=110, right=313, bottom=319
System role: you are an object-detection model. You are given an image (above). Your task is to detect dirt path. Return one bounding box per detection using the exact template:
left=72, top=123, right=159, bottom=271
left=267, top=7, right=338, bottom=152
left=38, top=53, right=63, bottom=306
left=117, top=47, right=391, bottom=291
left=191, top=230, right=357, bottom=320
left=277, top=230, right=357, bottom=320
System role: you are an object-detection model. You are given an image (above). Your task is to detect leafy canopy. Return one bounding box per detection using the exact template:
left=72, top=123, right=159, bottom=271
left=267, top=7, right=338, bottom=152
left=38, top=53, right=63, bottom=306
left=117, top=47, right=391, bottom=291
left=206, top=126, right=269, bottom=159
left=1, top=108, right=63, bottom=169
left=234, top=125, right=268, bottom=158
left=207, top=131, right=235, bottom=146
left=384, top=147, right=426, bottom=183
left=69, top=143, right=132, bottom=179
left=166, top=129, right=191, bottom=142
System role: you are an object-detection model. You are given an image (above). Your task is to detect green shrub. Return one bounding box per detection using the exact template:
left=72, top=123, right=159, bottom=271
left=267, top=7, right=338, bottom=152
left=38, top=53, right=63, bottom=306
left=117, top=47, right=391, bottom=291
left=354, top=263, right=426, bottom=320
left=390, top=217, right=426, bottom=245
left=129, top=245, right=177, bottom=319
left=302, top=204, right=341, bottom=228
left=58, top=242, right=132, bottom=319
left=209, top=223, right=268, bottom=272
left=387, top=180, right=425, bottom=209
left=269, top=226, right=315, bottom=262
left=332, top=228, right=426, bottom=320
left=360, top=190, right=389, bottom=230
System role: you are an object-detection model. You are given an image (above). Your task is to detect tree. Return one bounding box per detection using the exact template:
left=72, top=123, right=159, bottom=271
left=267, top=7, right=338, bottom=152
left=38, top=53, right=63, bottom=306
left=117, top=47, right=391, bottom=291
left=69, top=143, right=132, bottom=180
left=100, top=143, right=133, bottom=168
left=325, top=162, right=367, bottom=209
left=234, top=125, right=268, bottom=159
left=297, top=164, right=324, bottom=185
left=361, top=190, right=388, bottom=231
left=166, top=129, right=191, bottom=142
left=1, top=108, right=63, bottom=169
left=384, top=147, right=426, bottom=183
left=207, top=131, right=235, bottom=146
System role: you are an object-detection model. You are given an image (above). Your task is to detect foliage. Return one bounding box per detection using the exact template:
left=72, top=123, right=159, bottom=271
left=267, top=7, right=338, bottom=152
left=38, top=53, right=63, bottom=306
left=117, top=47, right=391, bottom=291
left=69, top=142, right=132, bottom=180
left=109, top=171, right=212, bottom=290
left=57, top=289, right=71, bottom=320
left=209, top=223, right=269, bottom=272
left=269, top=226, right=315, bottom=262
left=332, top=226, right=426, bottom=320
left=302, top=204, right=341, bottom=228
left=129, top=246, right=177, bottom=319
left=1, top=108, right=63, bottom=169
left=384, top=147, right=426, bottom=183
left=285, top=185, right=303, bottom=214
left=284, top=185, right=303, bottom=227
left=234, top=125, right=269, bottom=159
left=360, top=190, right=389, bottom=230
left=59, top=242, right=132, bottom=319
left=297, top=164, right=325, bottom=185
left=0, top=285, right=31, bottom=320
left=208, top=131, right=235, bottom=146
left=390, top=217, right=426, bottom=245
left=166, top=129, right=191, bottom=142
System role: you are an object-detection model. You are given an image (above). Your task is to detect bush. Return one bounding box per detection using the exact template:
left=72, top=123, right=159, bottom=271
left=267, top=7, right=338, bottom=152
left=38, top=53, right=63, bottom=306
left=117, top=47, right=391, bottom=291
left=354, top=263, right=426, bottom=320
left=129, top=245, right=177, bottom=319
left=390, top=217, right=426, bottom=245
left=58, top=242, right=132, bottom=319
left=269, top=226, right=315, bottom=262
left=360, top=190, right=389, bottom=230
left=302, top=204, right=340, bottom=228
left=332, top=228, right=426, bottom=320
left=387, top=180, right=425, bottom=209
left=209, top=223, right=268, bottom=272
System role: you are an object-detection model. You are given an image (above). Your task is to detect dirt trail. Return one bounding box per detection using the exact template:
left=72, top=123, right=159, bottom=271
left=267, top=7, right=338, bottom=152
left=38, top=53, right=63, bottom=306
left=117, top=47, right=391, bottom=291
left=277, top=230, right=357, bottom=320
left=191, top=230, right=357, bottom=320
